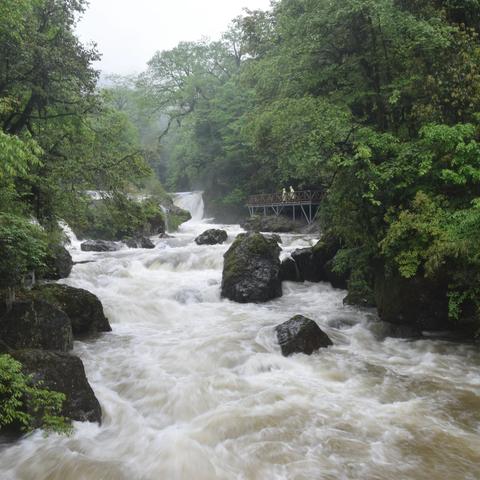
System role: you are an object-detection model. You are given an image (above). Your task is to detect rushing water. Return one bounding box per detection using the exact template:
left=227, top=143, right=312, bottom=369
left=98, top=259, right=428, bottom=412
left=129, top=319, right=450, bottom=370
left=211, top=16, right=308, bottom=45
left=1, top=193, right=480, bottom=480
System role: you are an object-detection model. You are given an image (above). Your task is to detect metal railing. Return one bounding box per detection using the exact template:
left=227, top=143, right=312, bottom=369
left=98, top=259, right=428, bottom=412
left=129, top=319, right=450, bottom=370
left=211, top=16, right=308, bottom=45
left=246, top=190, right=323, bottom=206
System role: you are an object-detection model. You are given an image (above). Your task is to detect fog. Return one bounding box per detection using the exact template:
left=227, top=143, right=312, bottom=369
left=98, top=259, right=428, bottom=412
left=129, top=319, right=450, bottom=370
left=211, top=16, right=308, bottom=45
left=76, top=0, right=272, bottom=75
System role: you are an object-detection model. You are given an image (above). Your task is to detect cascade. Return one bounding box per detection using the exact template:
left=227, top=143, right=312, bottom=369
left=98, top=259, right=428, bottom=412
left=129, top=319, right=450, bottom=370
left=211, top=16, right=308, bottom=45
left=1, top=214, right=479, bottom=480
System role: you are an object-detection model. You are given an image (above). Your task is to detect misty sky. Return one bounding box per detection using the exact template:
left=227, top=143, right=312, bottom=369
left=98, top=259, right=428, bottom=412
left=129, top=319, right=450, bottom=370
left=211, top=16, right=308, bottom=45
left=76, top=0, right=272, bottom=75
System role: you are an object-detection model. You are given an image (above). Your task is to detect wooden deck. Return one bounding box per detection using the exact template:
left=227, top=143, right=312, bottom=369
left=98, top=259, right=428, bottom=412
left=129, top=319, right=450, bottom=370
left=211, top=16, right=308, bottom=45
left=246, top=190, right=323, bottom=224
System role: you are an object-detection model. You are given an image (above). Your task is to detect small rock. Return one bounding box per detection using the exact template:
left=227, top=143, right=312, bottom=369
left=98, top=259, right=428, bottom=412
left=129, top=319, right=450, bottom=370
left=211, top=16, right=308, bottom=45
left=195, top=229, right=228, bottom=245
left=140, top=236, right=155, bottom=249
left=124, top=236, right=155, bottom=249
left=275, top=315, right=332, bottom=356
left=80, top=240, right=121, bottom=252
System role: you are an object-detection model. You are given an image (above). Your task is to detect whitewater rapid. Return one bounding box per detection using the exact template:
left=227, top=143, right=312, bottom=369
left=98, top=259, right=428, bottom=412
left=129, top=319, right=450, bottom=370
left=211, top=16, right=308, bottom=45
left=1, top=193, right=480, bottom=480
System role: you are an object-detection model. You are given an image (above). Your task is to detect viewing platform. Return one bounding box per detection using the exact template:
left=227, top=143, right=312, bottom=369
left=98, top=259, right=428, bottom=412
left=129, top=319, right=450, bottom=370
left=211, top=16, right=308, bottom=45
left=246, top=190, right=323, bottom=224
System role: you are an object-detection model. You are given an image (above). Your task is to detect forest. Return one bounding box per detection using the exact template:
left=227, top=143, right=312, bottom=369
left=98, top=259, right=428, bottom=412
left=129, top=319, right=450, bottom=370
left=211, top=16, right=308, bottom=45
left=137, top=0, right=480, bottom=333
left=1, top=0, right=480, bottom=455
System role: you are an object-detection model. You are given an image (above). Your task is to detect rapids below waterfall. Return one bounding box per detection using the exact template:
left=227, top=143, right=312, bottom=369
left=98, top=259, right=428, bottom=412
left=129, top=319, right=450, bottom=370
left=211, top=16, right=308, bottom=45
left=1, top=193, right=480, bottom=480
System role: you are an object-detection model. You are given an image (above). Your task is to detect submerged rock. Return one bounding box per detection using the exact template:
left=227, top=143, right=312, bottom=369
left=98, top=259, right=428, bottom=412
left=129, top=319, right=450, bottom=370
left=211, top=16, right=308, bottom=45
left=241, top=215, right=299, bottom=233
left=80, top=240, right=121, bottom=252
left=12, top=349, right=102, bottom=423
left=275, top=315, right=333, bottom=356
left=221, top=232, right=282, bottom=303
left=39, top=244, right=73, bottom=280
left=195, top=229, right=228, bottom=245
left=32, top=284, right=111, bottom=336
left=0, top=300, right=73, bottom=352
left=174, top=289, right=203, bottom=304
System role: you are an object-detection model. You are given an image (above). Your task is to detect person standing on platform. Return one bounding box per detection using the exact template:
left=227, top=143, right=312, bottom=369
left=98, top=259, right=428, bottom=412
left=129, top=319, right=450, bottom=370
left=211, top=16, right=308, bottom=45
left=282, top=187, right=287, bottom=202
left=289, top=186, right=295, bottom=200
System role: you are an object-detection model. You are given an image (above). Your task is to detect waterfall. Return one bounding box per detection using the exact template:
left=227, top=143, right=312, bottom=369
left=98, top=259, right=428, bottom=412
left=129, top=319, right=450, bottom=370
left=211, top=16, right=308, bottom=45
left=173, top=191, right=205, bottom=221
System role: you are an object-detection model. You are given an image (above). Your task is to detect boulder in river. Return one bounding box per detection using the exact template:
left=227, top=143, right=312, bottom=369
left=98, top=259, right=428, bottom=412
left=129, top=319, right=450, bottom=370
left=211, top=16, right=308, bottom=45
left=275, top=315, right=333, bottom=356
left=80, top=240, right=121, bottom=252
left=12, top=349, right=102, bottom=424
left=241, top=215, right=299, bottom=233
left=289, top=234, right=345, bottom=285
left=39, top=244, right=73, bottom=280
left=32, top=284, right=111, bottom=336
left=280, top=257, right=303, bottom=282
left=123, top=236, right=155, bottom=249
left=195, top=229, right=228, bottom=245
left=0, top=300, right=73, bottom=352
left=221, top=232, right=282, bottom=303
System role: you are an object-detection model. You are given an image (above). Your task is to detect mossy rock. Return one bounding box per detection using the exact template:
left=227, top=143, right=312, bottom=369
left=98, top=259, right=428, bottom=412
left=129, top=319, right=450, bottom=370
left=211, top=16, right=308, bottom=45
left=12, top=349, right=101, bottom=424
left=0, top=300, right=73, bottom=352
left=221, top=233, right=282, bottom=303
left=38, top=244, right=73, bottom=281
left=32, top=284, right=111, bottom=337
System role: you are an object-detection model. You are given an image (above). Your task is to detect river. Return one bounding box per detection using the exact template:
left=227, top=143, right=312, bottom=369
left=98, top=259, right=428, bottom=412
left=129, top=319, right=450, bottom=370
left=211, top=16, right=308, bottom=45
left=1, top=192, right=479, bottom=480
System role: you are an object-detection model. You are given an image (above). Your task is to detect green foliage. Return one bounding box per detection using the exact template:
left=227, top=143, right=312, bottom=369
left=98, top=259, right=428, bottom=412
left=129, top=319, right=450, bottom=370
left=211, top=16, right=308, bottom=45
left=67, top=194, right=164, bottom=241
left=0, top=354, right=71, bottom=434
left=0, top=214, right=47, bottom=290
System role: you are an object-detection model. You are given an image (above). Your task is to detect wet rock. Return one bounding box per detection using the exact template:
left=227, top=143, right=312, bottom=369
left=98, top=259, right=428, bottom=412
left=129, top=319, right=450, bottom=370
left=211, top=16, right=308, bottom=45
left=280, top=257, right=303, bottom=282
left=195, top=229, right=228, bottom=245
left=12, top=349, right=102, bottom=423
left=32, top=284, right=111, bottom=336
left=275, top=315, right=333, bottom=356
left=343, top=290, right=376, bottom=308
left=123, top=236, right=155, bottom=249
left=38, top=244, right=73, bottom=280
left=267, top=234, right=282, bottom=244
left=221, top=232, right=282, bottom=303
left=374, top=268, right=450, bottom=331
left=167, top=205, right=192, bottom=231
left=289, top=234, right=344, bottom=285
left=80, top=240, right=121, bottom=252
left=158, top=233, right=174, bottom=239
left=241, top=215, right=300, bottom=233
left=0, top=300, right=73, bottom=352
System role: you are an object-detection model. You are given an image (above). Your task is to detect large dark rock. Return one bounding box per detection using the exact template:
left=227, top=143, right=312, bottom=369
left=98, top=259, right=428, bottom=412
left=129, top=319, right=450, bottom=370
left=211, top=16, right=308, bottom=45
left=195, top=229, right=228, bottom=245
left=374, top=269, right=451, bottom=331
left=280, top=257, right=303, bottom=282
left=123, top=236, right=155, bottom=249
left=241, top=215, right=300, bottom=233
left=275, top=315, right=333, bottom=356
left=12, top=349, right=101, bottom=423
left=0, top=300, right=73, bottom=352
left=287, top=234, right=346, bottom=287
left=80, top=240, right=121, bottom=252
left=32, top=284, right=111, bottom=336
left=221, top=232, right=282, bottom=303
left=145, top=212, right=165, bottom=235
left=39, top=244, right=73, bottom=280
